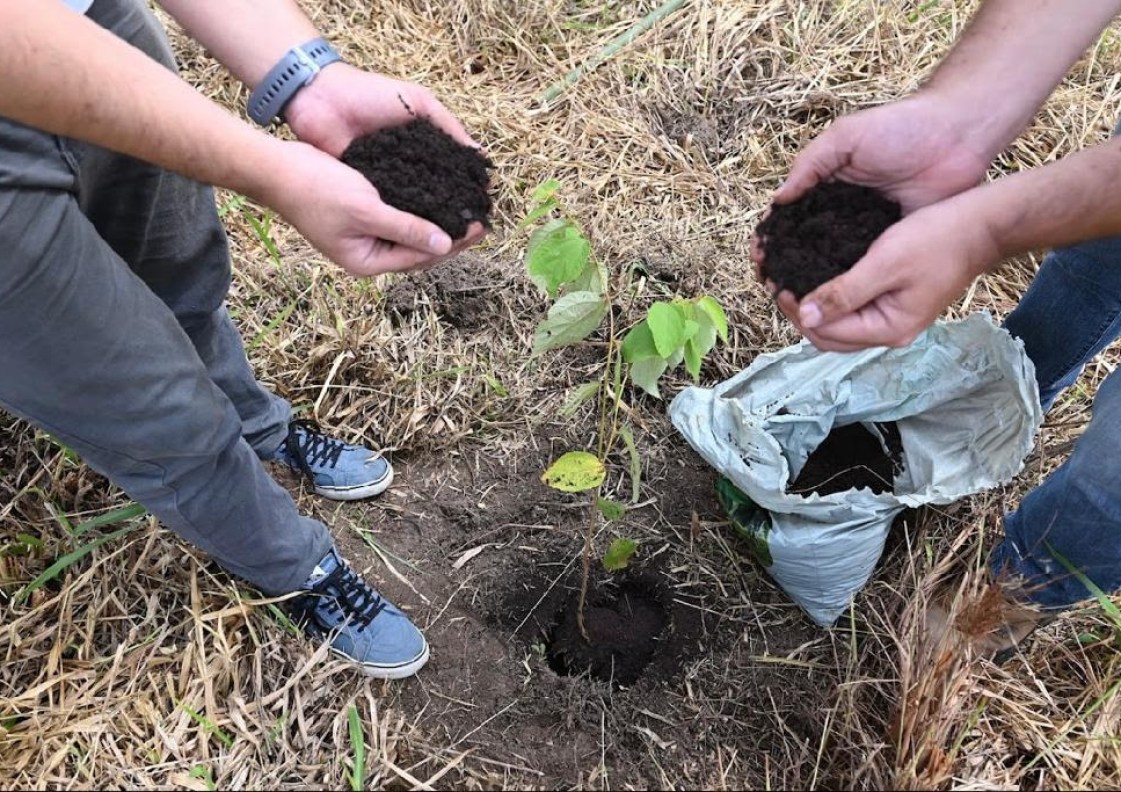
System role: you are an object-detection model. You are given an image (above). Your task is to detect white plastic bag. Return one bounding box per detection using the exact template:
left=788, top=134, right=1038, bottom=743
left=669, top=313, right=1042, bottom=626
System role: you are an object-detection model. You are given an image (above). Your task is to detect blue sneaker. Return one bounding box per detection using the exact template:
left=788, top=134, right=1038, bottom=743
left=289, top=547, right=429, bottom=679
left=269, top=420, right=393, bottom=500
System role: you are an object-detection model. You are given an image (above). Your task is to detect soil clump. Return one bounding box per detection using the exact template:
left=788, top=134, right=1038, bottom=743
left=788, top=421, right=904, bottom=496
left=341, top=117, right=493, bottom=240
left=758, top=182, right=901, bottom=298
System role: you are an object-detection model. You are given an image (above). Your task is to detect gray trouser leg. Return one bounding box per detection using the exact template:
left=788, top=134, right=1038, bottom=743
left=0, top=0, right=331, bottom=594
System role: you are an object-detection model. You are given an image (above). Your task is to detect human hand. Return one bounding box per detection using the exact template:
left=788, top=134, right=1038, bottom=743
left=256, top=138, right=477, bottom=277
left=750, top=92, right=994, bottom=286
left=773, top=193, right=1001, bottom=351
left=775, top=92, right=994, bottom=212
left=283, top=63, right=479, bottom=157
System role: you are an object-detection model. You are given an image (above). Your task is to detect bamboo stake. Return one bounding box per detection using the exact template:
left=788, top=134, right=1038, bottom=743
left=538, top=0, right=687, bottom=107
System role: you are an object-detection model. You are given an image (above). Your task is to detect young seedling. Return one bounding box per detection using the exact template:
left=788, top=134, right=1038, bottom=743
left=524, top=181, right=727, bottom=638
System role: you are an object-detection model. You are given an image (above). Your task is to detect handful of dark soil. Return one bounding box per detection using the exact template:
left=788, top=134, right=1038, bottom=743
left=757, top=182, right=901, bottom=298
left=341, top=117, right=493, bottom=240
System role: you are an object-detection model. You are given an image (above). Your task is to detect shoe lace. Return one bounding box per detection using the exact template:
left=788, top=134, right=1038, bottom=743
left=285, top=419, right=346, bottom=481
left=309, top=562, right=388, bottom=632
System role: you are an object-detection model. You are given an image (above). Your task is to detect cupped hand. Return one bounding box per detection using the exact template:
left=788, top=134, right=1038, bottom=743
left=283, top=63, right=479, bottom=158
left=258, top=139, right=483, bottom=277
left=774, top=92, right=994, bottom=213
left=772, top=193, right=1002, bottom=351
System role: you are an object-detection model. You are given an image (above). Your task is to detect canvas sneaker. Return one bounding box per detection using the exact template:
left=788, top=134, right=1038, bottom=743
left=268, top=420, right=393, bottom=500
left=288, top=547, right=429, bottom=679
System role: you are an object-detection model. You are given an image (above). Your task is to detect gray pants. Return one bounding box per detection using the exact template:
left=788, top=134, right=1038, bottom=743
left=0, top=0, right=331, bottom=594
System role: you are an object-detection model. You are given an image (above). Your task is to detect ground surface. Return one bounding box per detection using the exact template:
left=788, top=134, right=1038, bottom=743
left=6, top=1, right=1121, bottom=790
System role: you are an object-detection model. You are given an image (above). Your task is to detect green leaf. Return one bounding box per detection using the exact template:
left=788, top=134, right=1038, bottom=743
left=695, top=296, right=729, bottom=343
left=560, top=381, right=601, bottom=417
left=602, top=538, right=638, bottom=572
left=1047, top=542, right=1121, bottom=630
left=690, top=309, right=719, bottom=359
left=647, top=302, right=687, bottom=358
left=569, top=257, right=607, bottom=295
left=621, top=321, right=659, bottom=362
left=619, top=423, right=642, bottom=503
left=532, top=291, right=609, bottom=354
left=526, top=219, right=591, bottom=298
left=531, top=179, right=561, bottom=203
left=596, top=498, right=626, bottom=521
left=629, top=356, right=668, bottom=398
left=682, top=319, right=700, bottom=342
left=683, top=336, right=702, bottom=380
left=15, top=523, right=140, bottom=605
left=541, top=451, right=606, bottom=493
left=518, top=198, right=558, bottom=229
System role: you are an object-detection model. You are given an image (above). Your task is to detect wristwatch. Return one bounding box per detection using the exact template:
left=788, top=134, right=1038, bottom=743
left=247, top=38, right=343, bottom=127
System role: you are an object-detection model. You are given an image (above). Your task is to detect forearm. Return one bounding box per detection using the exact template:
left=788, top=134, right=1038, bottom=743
left=156, top=0, right=320, bottom=89
left=969, top=139, right=1121, bottom=260
left=920, top=0, right=1121, bottom=161
left=1, top=2, right=280, bottom=201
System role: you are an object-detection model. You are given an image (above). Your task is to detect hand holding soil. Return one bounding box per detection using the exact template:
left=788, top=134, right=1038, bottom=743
left=773, top=192, right=1001, bottom=351
left=342, top=117, right=493, bottom=242
left=756, top=181, right=901, bottom=299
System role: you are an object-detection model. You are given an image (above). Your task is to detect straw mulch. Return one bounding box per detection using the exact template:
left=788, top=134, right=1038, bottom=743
left=5, top=1, right=1121, bottom=788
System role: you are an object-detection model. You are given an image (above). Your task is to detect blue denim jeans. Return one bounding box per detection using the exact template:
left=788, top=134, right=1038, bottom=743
left=996, top=236, right=1121, bottom=608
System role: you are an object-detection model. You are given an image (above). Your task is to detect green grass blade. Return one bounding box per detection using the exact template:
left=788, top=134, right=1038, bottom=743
left=14, top=523, right=139, bottom=605
left=1046, top=542, right=1121, bottom=629
left=177, top=701, right=235, bottom=748
left=248, top=298, right=297, bottom=352
left=72, top=502, right=148, bottom=537
left=347, top=705, right=365, bottom=791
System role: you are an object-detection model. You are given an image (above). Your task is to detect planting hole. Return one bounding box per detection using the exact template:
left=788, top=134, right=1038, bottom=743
left=545, top=580, right=668, bottom=686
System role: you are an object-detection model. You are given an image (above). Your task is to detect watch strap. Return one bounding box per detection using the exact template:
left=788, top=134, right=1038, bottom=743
left=247, top=38, right=342, bottom=127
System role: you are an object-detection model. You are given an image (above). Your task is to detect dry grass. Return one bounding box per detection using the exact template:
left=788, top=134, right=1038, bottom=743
left=5, top=0, right=1121, bottom=788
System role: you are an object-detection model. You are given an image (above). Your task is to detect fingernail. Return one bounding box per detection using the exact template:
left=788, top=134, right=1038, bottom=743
left=430, top=233, right=451, bottom=254
left=800, top=302, right=822, bottom=328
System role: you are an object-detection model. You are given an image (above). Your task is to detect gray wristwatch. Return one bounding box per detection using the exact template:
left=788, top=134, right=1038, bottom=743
left=247, top=38, right=343, bottom=127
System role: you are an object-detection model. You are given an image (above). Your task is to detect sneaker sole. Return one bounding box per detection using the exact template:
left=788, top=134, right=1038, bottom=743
left=336, top=639, right=430, bottom=680
left=314, top=467, right=394, bottom=501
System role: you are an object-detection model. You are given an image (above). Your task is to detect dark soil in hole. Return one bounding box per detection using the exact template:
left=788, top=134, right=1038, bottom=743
left=757, top=181, right=901, bottom=298
left=788, top=421, right=904, bottom=496
left=546, top=578, right=669, bottom=686
left=340, top=117, right=493, bottom=240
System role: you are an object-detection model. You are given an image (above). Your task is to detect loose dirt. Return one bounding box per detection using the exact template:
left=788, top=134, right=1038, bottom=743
left=757, top=181, right=901, bottom=298
left=341, top=117, right=493, bottom=240
left=788, top=421, right=904, bottom=496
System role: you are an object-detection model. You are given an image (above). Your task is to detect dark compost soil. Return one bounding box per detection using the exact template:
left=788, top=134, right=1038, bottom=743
left=788, top=421, right=904, bottom=496
left=545, top=576, right=670, bottom=686
left=757, top=181, right=901, bottom=298
left=340, top=117, right=493, bottom=240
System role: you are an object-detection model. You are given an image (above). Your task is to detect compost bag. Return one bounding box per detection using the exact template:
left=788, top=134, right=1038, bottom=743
left=669, top=313, right=1042, bottom=626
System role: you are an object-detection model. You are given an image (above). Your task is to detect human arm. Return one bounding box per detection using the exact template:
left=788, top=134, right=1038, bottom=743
left=0, top=1, right=458, bottom=276
left=783, top=137, right=1121, bottom=351
left=155, top=0, right=478, bottom=157
left=772, top=0, right=1121, bottom=211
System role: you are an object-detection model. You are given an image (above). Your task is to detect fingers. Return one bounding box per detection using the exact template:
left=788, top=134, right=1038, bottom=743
left=796, top=254, right=892, bottom=331
left=368, top=203, right=453, bottom=256
left=773, top=123, right=851, bottom=205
